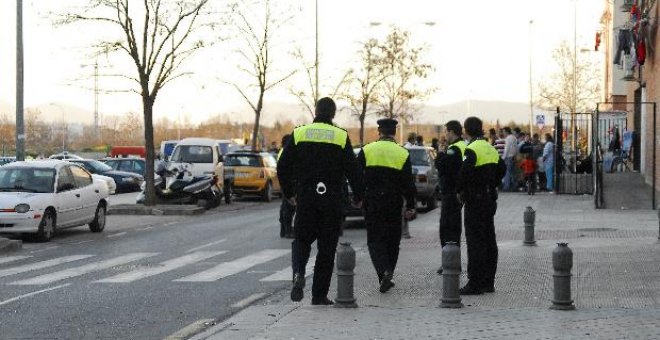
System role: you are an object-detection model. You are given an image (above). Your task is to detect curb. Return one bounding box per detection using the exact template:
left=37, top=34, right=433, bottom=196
left=108, top=204, right=206, bottom=216
left=0, top=237, right=22, bottom=254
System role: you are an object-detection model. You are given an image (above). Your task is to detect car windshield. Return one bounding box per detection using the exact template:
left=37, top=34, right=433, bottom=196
left=171, top=145, right=213, bottom=163
left=408, top=149, right=430, bottom=166
left=76, top=160, right=112, bottom=173
left=0, top=167, right=56, bottom=193
left=224, top=155, right=261, bottom=167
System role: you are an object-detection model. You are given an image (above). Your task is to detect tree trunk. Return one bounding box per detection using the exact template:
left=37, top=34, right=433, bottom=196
left=251, top=92, right=265, bottom=151
left=359, top=100, right=368, bottom=146
left=142, top=95, right=156, bottom=206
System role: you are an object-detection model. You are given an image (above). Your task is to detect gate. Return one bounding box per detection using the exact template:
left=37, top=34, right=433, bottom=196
left=594, top=102, right=657, bottom=209
left=554, top=111, right=594, bottom=194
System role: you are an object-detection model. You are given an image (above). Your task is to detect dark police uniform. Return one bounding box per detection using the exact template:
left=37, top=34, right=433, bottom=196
left=277, top=119, right=364, bottom=302
left=457, top=138, right=505, bottom=294
left=277, top=148, right=295, bottom=238
left=357, top=131, right=416, bottom=292
left=436, top=139, right=467, bottom=249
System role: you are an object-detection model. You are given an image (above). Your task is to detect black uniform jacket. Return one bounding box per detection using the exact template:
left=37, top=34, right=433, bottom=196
left=277, top=119, right=364, bottom=201
left=436, top=143, right=463, bottom=195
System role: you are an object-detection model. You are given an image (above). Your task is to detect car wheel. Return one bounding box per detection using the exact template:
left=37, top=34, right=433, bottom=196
left=262, top=182, right=273, bottom=202
left=224, top=181, right=233, bottom=204
left=36, top=210, right=55, bottom=242
left=427, top=191, right=438, bottom=210
left=89, top=203, right=106, bottom=232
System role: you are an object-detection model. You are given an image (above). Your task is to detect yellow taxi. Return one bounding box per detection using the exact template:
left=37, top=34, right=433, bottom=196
left=224, top=151, right=281, bottom=201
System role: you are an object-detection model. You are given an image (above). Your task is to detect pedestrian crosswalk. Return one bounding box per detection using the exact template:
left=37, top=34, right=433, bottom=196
left=0, top=248, right=314, bottom=286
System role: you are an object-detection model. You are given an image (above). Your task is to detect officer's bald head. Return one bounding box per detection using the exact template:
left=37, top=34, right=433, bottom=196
left=315, top=97, right=336, bottom=121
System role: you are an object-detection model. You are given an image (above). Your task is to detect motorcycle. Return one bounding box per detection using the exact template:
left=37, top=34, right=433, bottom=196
left=136, top=162, right=223, bottom=209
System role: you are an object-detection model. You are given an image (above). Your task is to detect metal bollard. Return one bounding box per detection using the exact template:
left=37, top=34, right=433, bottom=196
left=523, top=206, right=537, bottom=246
left=335, top=242, right=358, bottom=308
left=657, top=208, right=660, bottom=240
left=440, top=242, right=463, bottom=308
left=550, top=243, right=575, bottom=310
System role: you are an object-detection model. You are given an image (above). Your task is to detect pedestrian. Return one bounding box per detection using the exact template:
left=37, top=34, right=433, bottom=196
left=277, top=97, right=364, bottom=305
left=435, top=120, right=466, bottom=275
left=519, top=153, right=537, bottom=195
left=457, top=117, right=505, bottom=295
left=357, top=118, right=416, bottom=293
left=543, top=133, right=555, bottom=193
left=493, top=130, right=506, bottom=159
left=277, top=134, right=295, bottom=239
left=488, top=128, right=498, bottom=145
left=502, top=127, right=517, bottom=191
left=431, top=137, right=440, bottom=153
left=415, top=135, right=424, bottom=146
left=404, top=133, right=416, bottom=148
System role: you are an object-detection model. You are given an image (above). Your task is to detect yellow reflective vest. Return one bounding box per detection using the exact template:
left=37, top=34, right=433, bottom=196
left=362, top=140, right=409, bottom=170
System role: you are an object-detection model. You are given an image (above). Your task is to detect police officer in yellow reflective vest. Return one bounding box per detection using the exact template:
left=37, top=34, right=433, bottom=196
left=277, top=97, right=364, bottom=305
left=435, top=120, right=466, bottom=275
left=357, top=118, right=416, bottom=293
left=277, top=134, right=295, bottom=239
left=457, top=117, right=506, bottom=295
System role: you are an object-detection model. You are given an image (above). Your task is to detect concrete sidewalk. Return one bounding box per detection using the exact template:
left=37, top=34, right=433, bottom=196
left=194, top=193, right=660, bottom=339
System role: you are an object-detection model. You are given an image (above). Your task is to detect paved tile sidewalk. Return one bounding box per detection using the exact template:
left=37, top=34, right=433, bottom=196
left=196, top=193, right=660, bottom=340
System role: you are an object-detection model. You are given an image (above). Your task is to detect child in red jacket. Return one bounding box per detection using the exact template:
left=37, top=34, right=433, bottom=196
left=520, top=154, right=537, bottom=195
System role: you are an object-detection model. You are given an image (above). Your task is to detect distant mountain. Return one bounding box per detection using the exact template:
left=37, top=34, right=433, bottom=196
left=416, top=100, right=532, bottom=125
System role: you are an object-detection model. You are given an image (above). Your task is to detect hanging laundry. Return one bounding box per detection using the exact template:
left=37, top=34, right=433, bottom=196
left=613, top=29, right=633, bottom=66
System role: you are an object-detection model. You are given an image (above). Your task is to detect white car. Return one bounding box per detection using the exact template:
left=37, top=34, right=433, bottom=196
left=0, top=160, right=109, bottom=242
left=92, top=174, right=117, bottom=195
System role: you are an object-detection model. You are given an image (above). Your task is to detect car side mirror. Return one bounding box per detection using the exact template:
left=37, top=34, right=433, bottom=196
left=218, top=155, right=224, bottom=163
left=57, top=183, right=75, bottom=192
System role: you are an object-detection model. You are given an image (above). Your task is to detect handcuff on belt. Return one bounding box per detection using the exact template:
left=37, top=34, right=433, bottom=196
left=316, top=182, right=327, bottom=195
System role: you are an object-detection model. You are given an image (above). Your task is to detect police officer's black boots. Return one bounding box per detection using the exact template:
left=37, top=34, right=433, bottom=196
left=379, top=271, right=395, bottom=293
left=311, top=296, right=334, bottom=305
left=290, top=273, right=305, bottom=302
left=459, top=281, right=484, bottom=295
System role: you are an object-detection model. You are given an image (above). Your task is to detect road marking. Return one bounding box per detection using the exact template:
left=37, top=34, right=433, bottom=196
left=0, top=255, right=94, bottom=278
left=260, top=255, right=316, bottom=282
left=231, top=293, right=267, bottom=308
left=30, top=245, right=59, bottom=253
left=174, top=249, right=290, bottom=282
left=185, top=239, right=227, bottom=253
left=0, top=284, right=70, bottom=306
left=107, top=232, right=127, bottom=238
left=10, top=253, right=158, bottom=285
left=164, top=318, right=216, bottom=340
left=140, top=226, right=154, bottom=231
left=0, top=255, right=31, bottom=265
left=95, top=251, right=226, bottom=283
left=68, top=240, right=93, bottom=245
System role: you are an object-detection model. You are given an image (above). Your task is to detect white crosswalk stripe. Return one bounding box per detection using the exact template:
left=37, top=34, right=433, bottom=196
left=95, top=251, right=226, bottom=283
left=0, top=255, right=94, bottom=279
left=260, top=255, right=316, bottom=282
left=174, top=249, right=290, bottom=282
left=0, top=255, right=32, bottom=265
left=10, top=253, right=158, bottom=285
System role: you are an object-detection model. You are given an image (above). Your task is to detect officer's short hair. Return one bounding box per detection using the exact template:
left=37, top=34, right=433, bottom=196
left=315, top=97, right=336, bottom=117
left=281, top=134, right=291, bottom=145
left=464, top=117, right=484, bottom=137
left=445, top=120, right=462, bottom=136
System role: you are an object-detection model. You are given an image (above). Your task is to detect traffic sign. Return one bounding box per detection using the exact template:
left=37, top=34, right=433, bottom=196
left=535, top=114, right=545, bottom=129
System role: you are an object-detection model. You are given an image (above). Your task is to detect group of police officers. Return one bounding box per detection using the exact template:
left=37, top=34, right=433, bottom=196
left=276, top=97, right=505, bottom=305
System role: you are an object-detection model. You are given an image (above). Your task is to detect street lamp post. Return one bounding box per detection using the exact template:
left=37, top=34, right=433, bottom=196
left=16, top=0, right=25, bottom=161
left=315, top=0, right=319, bottom=102
left=528, top=19, right=534, bottom=135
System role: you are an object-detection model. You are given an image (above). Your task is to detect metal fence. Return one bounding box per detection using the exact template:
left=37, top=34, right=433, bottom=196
left=554, top=112, right=594, bottom=195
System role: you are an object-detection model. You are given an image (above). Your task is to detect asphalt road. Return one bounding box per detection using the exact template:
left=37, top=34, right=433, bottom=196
left=0, top=195, right=306, bottom=339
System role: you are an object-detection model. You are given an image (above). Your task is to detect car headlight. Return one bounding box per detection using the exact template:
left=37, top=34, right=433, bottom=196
left=15, top=204, right=30, bottom=213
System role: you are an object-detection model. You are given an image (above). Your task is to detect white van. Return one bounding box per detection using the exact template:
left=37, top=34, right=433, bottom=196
left=160, top=140, right=179, bottom=161
left=169, top=138, right=225, bottom=181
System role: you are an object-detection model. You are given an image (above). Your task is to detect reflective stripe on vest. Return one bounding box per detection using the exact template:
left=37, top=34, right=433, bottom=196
left=363, top=140, right=409, bottom=170
left=277, top=148, right=283, bottom=161
left=293, top=122, right=347, bottom=148
left=450, top=140, right=467, bottom=157
left=466, top=139, right=500, bottom=167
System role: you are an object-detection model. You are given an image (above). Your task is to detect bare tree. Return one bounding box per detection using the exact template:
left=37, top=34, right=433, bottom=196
left=376, top=27, right=434, bottom=123
left=227, top=0, right=296, bottom=151
left=340, top=39, right=387, bottom=146
left=537, top=41, right=601, bottom=113
left=59, top=0, right=216, bottom=205
left=288, top=48, right=318, bottom=120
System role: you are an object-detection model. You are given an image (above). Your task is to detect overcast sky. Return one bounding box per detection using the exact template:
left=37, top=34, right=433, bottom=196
left=0, top=0, right=604, bottom=124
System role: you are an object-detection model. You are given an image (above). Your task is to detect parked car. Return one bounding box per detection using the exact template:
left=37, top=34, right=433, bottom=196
left=0, top=160, right=109, bottom=242
left=49, top=152, right=83, bottom=160
left=0, top=157, right=16, bottom=166
left=223, top=150, right=280, bottom=201
left=101, top=157, right=146, bottom=176
left=92, top=174, right=117, bottom=195
left=67, top=159, right=144, bottom=193
left=406, top=146, right=440, bottom=209
left=169, top=138, right=227, bottom=195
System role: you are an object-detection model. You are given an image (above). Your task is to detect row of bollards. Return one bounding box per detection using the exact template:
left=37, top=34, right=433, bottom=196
left=334, top=207, right=575, bottom=310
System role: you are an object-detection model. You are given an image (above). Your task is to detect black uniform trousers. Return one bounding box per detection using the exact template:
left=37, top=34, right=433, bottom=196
left=365, top=196, right=403, bottom=282
left=279, top=199, right=295, bottom=237
left=463, top=194, right=498, bottom=288
left=291, top=187, right=343, bottom=299
left=439, top=193, right=462, bottom=247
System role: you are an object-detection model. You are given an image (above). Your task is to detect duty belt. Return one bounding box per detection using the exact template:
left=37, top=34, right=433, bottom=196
left=315, top=182, right=327, bottom=195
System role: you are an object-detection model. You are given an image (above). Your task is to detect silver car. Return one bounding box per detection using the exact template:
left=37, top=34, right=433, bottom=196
left=406, top=146, right=440, bottom=209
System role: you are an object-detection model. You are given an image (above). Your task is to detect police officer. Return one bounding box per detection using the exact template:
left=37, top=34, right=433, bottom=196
left=277, top=97, right=364, bottom=305
left=357, top=118, right=416, bottom=293
left=457, top=117, right=505, bottom=295
left=435, top=120, right=466, bottom=275
left=278, top=134, right=295, bottom=239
